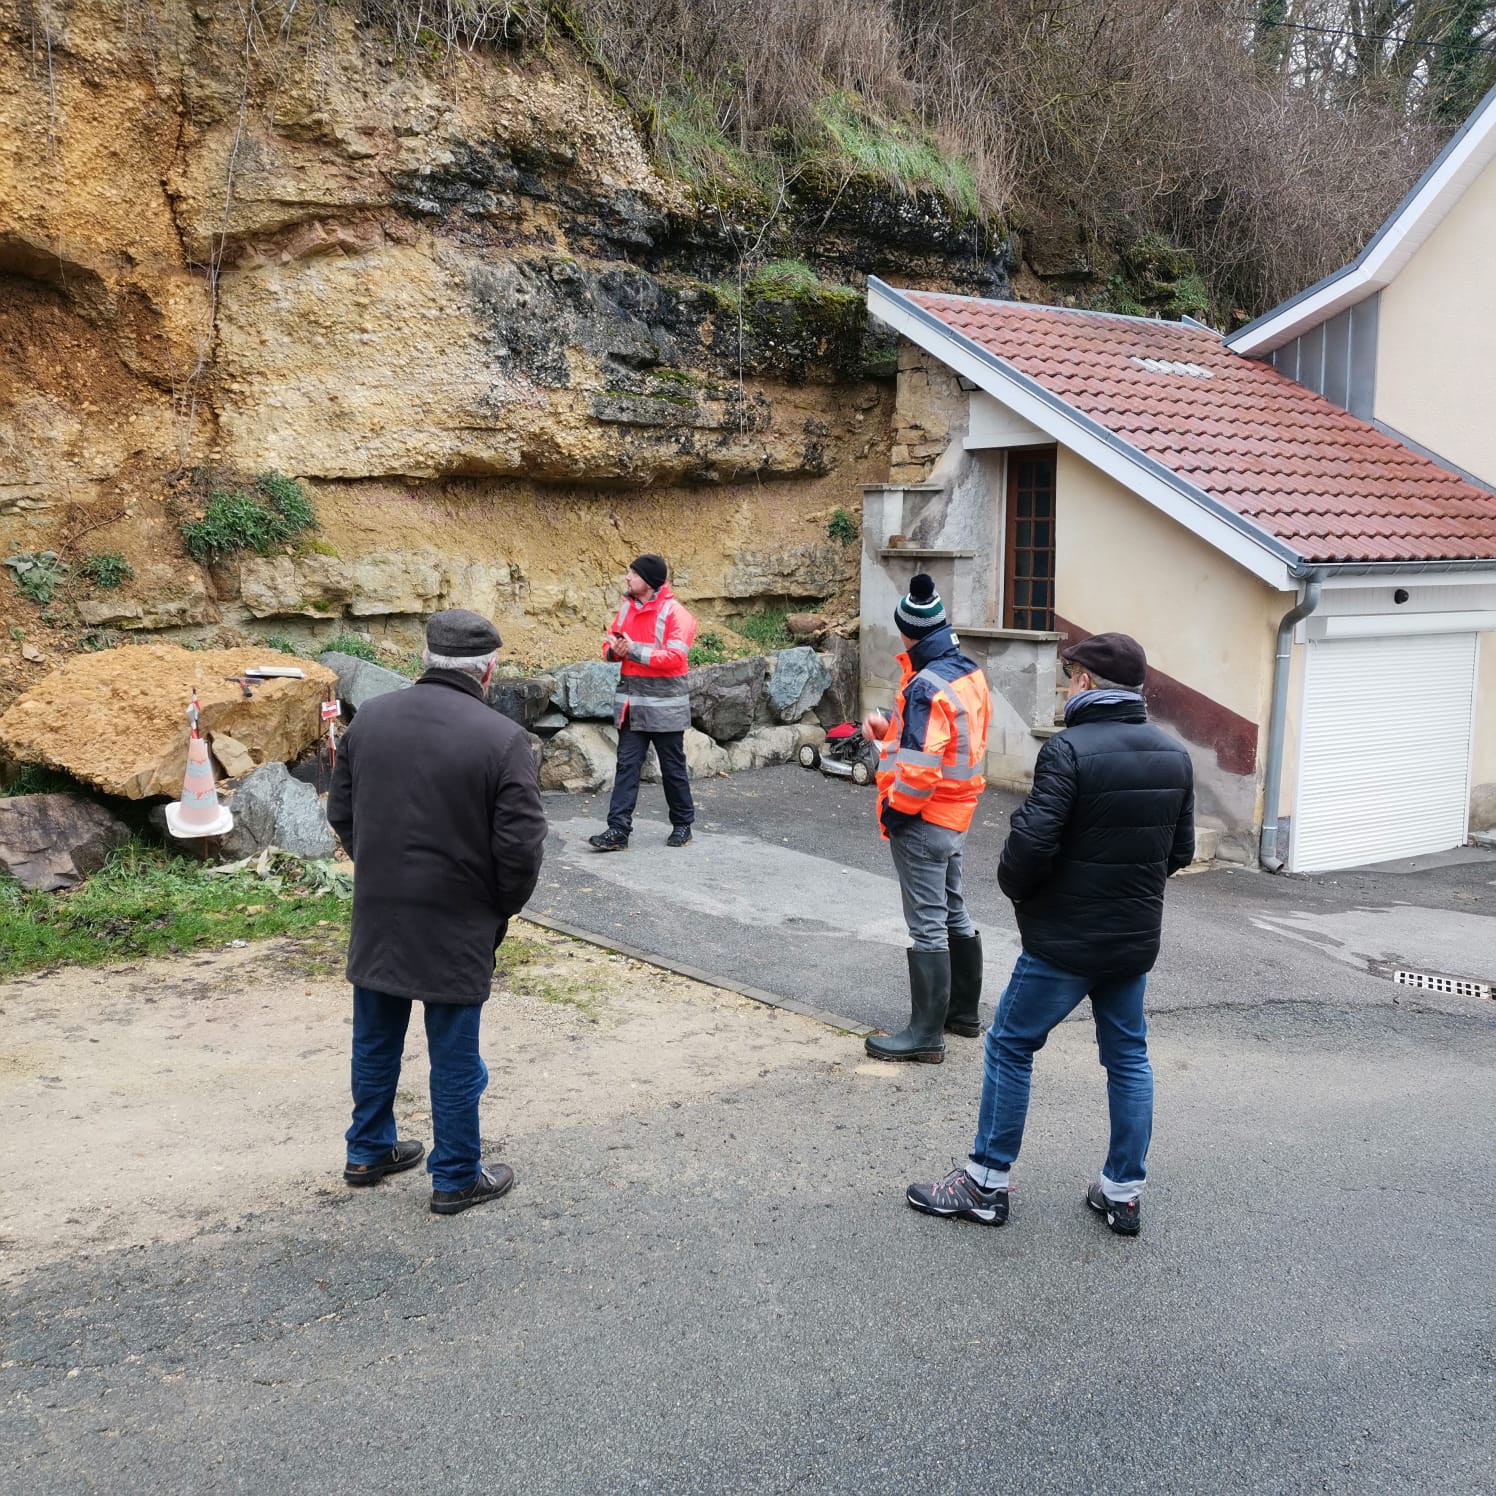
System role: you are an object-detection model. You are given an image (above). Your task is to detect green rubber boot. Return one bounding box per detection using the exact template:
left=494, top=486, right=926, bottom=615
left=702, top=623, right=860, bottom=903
left=945, top=931, right=983, bottom=1038
left=865, top=949, right=949, bottom=1064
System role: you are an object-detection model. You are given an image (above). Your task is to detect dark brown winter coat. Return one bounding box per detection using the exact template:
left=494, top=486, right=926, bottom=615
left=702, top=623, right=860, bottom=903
left=328, top=669, right=547, bottom=1005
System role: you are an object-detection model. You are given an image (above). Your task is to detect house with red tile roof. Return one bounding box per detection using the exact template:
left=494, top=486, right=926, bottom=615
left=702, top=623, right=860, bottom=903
left=862, top=85, right=1496, bottom=873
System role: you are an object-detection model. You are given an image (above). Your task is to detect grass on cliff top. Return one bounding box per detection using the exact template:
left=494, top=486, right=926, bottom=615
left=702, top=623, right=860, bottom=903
left=804, top=93, right=981, bottom=219
left=0, top=839, right=352, bottom=980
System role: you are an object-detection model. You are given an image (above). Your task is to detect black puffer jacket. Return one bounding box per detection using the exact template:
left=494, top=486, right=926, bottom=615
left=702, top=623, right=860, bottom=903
left=998, top=696, right=1194, bottom=977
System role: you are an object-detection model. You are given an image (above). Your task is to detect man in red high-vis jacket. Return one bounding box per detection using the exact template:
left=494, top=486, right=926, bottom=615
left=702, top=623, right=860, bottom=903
left=589, top=554, right=698, bottom=852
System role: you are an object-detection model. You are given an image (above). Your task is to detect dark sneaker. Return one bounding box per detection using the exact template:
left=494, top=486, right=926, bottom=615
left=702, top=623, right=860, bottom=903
left=588, top=828, right=629, bottom=852
left=665, top=826, right=692, bottom=848
left=907, top=1164, right=1008, bottom=1226
left=1086, top=1181, right=1141, bottom=1236
left=430, top=1163, right=516, bottom=1216
left=343, top=1138, right=425, bottom=1187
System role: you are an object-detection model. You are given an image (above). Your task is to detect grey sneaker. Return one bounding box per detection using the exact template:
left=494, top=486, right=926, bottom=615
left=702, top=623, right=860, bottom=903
left=907, top=1164, right=1008, bottom=1226
left=1086, top=1181, right=1141, bottom=1236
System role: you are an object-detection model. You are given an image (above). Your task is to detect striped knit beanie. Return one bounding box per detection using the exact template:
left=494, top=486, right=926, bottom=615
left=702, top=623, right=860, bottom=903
left=894, top=573, right=947, bottom=640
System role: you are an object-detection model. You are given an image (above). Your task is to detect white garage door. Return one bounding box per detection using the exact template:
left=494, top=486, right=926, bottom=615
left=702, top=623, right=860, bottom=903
left=1292, top=631, right=1478, bottom=873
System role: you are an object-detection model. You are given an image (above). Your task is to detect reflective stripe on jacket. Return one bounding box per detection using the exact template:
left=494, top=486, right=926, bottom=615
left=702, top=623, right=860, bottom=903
left=606, top=583, right=697, bottom=732
left=874, top=624, right=991, bottom=836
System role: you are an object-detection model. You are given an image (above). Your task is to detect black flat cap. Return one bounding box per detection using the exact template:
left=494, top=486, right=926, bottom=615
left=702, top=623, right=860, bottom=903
left=426, top=608, right=501, bottom=655
left=1061, top=631, right=1146, bottom=687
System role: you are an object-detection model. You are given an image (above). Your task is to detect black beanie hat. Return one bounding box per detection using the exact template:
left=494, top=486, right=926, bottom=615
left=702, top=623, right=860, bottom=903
left=894, top=573, right=948, bottom=640
left=630, top=554, right=668, bottom=590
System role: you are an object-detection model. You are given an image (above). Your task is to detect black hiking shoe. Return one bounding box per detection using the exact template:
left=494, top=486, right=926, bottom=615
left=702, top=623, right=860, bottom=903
left=588, top=828, right=629, bottom=852
left=343, top=1138, right=425, bottom=1187
left=665, top=826, right=692, bottom=848
left=1086, top=1181, right=1141, bottom=1236
left=907, top=1164, right=1008, bottom=1226
left=430, top=1163, right=516, bottom=1216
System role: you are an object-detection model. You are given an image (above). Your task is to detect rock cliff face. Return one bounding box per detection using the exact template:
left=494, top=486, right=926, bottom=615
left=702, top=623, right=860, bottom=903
left=0, top=1, right=1007, bottom=670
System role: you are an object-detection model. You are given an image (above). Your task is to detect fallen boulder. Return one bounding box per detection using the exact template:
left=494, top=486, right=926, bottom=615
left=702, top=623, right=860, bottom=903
left=764, top=647, right=832, bottom=724
left=814, top=635, right=860, bottom=728
left=550, top=661, right=620, bottom=720
left=488, top=674, right=555, bottom=730
left=218, top=762, right=337, bottom=860
left=539, top=723, right=618, bottom=793
left=725, top=723, right=826, bottom=772
left=317, top=651, right=410, bottom=716
left=0, top=646, right=336, bottom=800
left=689, top=657, right=766, bottom=742
left=785, top=612, right=828, bottom=639
left=0, top=792, right=131, bottom=891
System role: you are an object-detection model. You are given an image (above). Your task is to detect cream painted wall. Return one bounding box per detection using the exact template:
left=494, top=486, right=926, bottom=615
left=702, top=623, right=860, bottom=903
left=1375, top=156, right=1496, bottom=486
left=1055, top=450, right=1281, bottom=723
left=1055, top=449, right=1288, bottom=836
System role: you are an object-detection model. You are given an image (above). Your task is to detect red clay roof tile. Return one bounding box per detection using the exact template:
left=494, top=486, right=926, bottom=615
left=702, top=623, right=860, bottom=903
left=903, top=293, right=1496, bottom=563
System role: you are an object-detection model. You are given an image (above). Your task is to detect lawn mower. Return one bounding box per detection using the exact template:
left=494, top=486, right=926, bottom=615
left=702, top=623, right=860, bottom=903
left=798, top=722, right=880, bottom=786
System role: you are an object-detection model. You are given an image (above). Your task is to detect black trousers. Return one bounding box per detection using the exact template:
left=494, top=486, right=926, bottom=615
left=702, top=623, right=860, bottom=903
left=607, top=728, right=694, bottom=834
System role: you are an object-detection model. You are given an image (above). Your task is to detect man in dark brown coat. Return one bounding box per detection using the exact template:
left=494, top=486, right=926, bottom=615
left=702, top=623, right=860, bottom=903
left=328, top=608, right=547, bottom=1215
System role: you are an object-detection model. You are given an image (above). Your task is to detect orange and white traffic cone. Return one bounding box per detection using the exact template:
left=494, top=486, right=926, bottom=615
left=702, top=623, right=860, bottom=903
left=165, top=688, right=234, bottom=839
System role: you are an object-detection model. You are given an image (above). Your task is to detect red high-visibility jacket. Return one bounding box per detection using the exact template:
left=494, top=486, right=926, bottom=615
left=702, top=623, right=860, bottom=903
left=604, top=583, right=697, bottom=732
left=874, top=627, right=991, bottom=837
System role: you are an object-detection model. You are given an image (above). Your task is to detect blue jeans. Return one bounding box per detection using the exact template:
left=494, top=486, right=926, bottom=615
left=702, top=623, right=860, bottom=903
left=346, top=987, right=488, bottom=1193
left=608, top=728, right=693, bottom=835
left=970, top=951, right=1153, bottom=1194
left=887, top=818, right=976, bottom=951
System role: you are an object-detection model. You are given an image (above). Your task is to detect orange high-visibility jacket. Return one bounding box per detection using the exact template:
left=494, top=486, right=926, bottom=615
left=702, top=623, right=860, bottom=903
left=874, top=627, right=991, bottom=837
left=605, top=583, right=697, bottom=732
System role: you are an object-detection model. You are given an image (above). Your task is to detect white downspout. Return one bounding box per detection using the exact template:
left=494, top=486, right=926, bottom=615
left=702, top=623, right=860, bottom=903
left=1259, top=576, right=1323, bottom=872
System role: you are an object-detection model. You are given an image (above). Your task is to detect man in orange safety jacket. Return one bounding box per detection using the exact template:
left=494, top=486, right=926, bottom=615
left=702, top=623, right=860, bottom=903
left=861, top=573, right=991, bottom=1063
left=589, top=553, right=698, bottom=852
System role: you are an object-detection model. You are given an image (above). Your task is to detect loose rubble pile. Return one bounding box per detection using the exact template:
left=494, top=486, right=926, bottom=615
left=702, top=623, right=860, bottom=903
left=0, top=634, right=859, bottom=890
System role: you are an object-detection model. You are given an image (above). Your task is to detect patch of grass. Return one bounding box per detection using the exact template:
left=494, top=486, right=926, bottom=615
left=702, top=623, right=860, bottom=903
left=76, top=629, right=121, bottom=652
left=735, top=606, right=794, bottom=652
left=802, top=92, right=981, bottom=220
left=1, top=764, right=78, bottom=798
left=260, top=633, right=304, bottom=656
left=688, top=629, right=729, bottom=667
left=180, top=472, right=317, bottom=566
left=826, top=508, right=857, bottom=544
left=651, top=91, right=774, bottom=202
left=78, top=551, right=134, bottom=590
left=0, top=839, right=351, bottom=980
left=322, top=631, right=378, bottom=662
left=5, top=550, right=69, bottom=605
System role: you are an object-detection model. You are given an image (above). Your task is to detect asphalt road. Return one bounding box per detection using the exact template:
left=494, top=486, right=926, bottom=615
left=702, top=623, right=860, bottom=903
left=533, top=764, right=1496, bottom=1034
left=5, top=766, right=1494, bottom=1494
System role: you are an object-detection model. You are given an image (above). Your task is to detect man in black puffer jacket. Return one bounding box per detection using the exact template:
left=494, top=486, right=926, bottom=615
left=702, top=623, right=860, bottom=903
left=907, top=631, right=1193, bottom=1238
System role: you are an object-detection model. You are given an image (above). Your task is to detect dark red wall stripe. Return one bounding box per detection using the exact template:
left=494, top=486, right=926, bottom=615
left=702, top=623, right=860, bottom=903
left=1055, top=616, right=1259, bottom=777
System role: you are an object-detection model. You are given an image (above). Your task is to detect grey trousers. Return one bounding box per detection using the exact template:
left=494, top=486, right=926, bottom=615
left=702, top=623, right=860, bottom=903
left=887, top=818, right=976, bottom=952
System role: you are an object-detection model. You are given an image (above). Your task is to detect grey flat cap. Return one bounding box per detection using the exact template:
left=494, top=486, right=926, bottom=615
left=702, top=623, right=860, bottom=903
left=426, top=608, right=501, bottom=655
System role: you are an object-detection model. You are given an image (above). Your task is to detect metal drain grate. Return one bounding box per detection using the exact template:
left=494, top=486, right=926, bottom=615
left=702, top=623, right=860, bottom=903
left=1392, top=969, right=1492, bottom=1001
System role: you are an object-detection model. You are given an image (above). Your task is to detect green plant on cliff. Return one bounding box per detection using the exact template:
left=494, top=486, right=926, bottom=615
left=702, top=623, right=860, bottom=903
left=78, top=551, right=134, bottom=590
left=687, top=629, right=729, bottom=667
left=826, top=508, right=857, bottom=544
left=323, top=630, right=379, bottom=662
left=736, top=606, right=793, bottom=652
left=5, top=551, right=70, bottom=605
left=180, top=472, right=317, bottom=566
